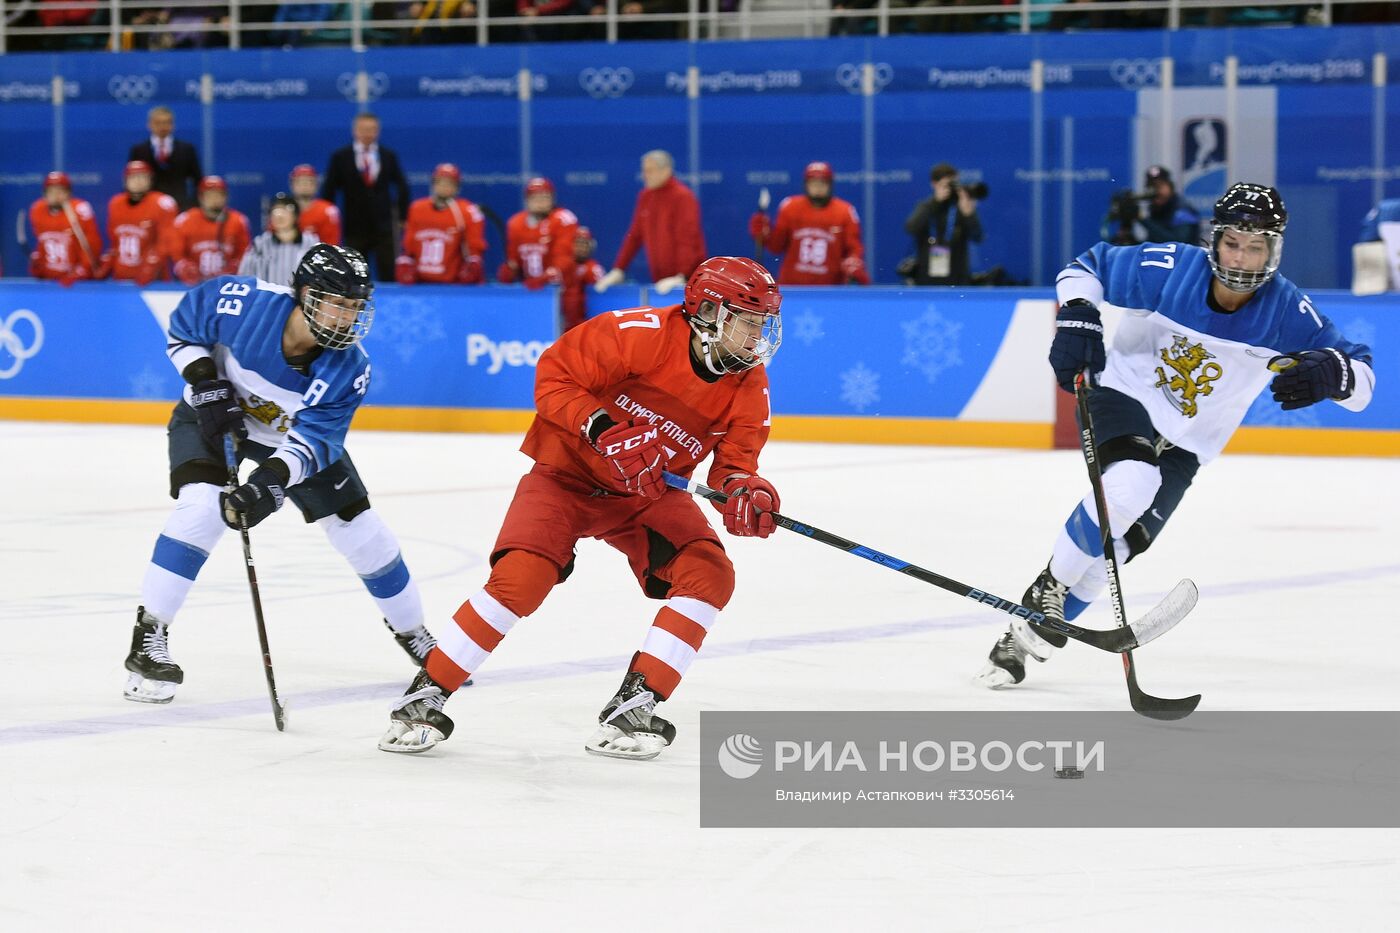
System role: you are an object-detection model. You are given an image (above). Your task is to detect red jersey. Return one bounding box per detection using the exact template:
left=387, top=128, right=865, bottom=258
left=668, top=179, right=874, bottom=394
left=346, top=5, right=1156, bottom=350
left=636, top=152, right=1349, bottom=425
left=612, top=176, right=707, bottom=282
left=28, top=198, right=102, bottom=279
left=402, top=196, right=488, bottom=283
left=171, top=207, right=252, bottom=282
left=504, top=207, right=578, bottom=284
left=561, top=257, right=604, bottom=331
left=298, top=198, right=341, bottom=246
left=105, top=191, right=178, bottom=281
left=525, top=306, right=771, bottom=496
left=763, top=195, right=864, bottom=285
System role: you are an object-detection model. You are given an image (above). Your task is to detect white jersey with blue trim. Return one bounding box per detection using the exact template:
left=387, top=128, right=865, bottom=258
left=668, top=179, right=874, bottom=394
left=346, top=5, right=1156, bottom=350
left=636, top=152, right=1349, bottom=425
left=165, top=275, right=371, bottom=486
left=1057, top=242, right=1375, bottom=462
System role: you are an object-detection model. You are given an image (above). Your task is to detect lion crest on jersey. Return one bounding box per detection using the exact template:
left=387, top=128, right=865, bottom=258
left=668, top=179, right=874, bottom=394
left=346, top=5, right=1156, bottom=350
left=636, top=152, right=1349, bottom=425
left=1153, top=335, right=1223, bottom=418
left=239, top=394, right=291, bottom=433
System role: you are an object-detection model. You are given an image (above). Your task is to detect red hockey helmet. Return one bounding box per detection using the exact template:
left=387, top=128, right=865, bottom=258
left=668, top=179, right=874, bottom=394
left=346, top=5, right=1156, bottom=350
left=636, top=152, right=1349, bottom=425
left=197, top=175, right=228, bottom=194
left=43, top=171, right=71, bottom=191
left=289, top=163, right=318, bottom=180
left=524, top=176, right=554, bottom=197
left=683, top=256, right=782, bottom=374
left=804, top=161, right=834, bottom=183
left=124, top=160, right=153, bottom=179
left=575, top=225, right=593, bottom=241
left=432, top=163, right=462, bottom=184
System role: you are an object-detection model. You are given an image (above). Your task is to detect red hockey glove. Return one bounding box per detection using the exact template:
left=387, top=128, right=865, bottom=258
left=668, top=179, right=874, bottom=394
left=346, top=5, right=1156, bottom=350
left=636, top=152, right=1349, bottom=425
left=94, top=251, right=114, bottom=281
left=58, top=265, right=91, bottom=288
left=174, top=259, right=202, bottom=286
left=594, top=418, right=668, bottom=500
left=748, top=212, right=770, bottom=242
left=496, top=262, right=518, bottom=284
left=458, top=255, right=484, bottom=284
left=720, top=474, right=780, bottom=538
left=841, top=255, right=870, bottom=285
left=523, top=275, right=547, bottom=291
left=134, top=261, right=159, bottom=287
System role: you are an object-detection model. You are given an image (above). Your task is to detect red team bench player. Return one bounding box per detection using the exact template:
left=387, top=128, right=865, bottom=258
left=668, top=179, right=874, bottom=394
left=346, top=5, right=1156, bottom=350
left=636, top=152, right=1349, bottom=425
left=378, top=257, right=784, bottom=760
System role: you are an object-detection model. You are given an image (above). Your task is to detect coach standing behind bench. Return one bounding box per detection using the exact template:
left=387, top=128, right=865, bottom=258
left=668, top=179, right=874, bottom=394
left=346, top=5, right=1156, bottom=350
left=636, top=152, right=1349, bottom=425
left=320, top=112, right=411, bottom=281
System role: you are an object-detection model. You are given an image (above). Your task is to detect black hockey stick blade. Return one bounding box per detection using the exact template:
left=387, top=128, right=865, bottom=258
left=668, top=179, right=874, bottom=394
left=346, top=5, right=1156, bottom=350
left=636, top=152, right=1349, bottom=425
left=1125, top=653, right=1201, bottom=720
left=661, top=472, right=1188, bottom=655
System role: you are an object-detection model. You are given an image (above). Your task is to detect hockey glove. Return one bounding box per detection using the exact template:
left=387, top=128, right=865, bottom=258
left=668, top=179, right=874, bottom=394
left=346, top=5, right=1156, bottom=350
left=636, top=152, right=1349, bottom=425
left=719, top=474, right=780, bottom=539
left=133, top=261, right=159, bottom=287
left=221, top=464, right=286, bottom=530
left=594, top=418, right=668, bottom=500
left=394, top=255, right=418, bottom=285
left=95, top=251, right=114, bottom=281
left=189, top=378, right=248, bottom=447
left=496, top=262, right=518, bottom=284
left=1049, top=299, right=1106, bottom=393
left=1269, top=349, right=1355, bottom=411
left=841, top=255, right=870, bottom=285
left=58, top=265, right=91, bottom=288
left=174, top=259, right=202, bottom=286
left=748, top=212, right=771, bottom=243
left=458, top=255, right=484, bottom=285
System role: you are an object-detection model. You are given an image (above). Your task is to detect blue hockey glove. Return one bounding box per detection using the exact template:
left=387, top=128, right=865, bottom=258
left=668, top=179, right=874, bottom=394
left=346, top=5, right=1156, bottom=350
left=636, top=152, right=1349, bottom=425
left=221, top=465, right=286, bottom=530
left=1269, top=349, right=1354, bottom=411
left=1049, top=299, right=1105, bottom=393
left=190, top=379, right=248, bottom=448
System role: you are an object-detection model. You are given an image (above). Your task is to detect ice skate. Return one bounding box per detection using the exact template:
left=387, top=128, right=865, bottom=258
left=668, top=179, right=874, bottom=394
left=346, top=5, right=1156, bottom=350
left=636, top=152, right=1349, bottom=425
left=584, top=672, right=676, bottom=761
left=123, top=607, right=184, bottom=704
left=974, top=565, right=1068, bottom=688
left=384, top=618, right=437, bottom=666
left=378, top=670, right=455, bottom=754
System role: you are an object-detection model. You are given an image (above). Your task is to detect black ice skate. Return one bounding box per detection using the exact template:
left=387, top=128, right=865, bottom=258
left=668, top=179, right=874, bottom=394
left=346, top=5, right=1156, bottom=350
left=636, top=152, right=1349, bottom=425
left=584, top=671, right=676, bottom=761
left=974, top=565, right=1068, bottom=689
left=123, top=606, right=184, bottom=704
left=378, top=669, right=455, bottom=754
left=382, top=619, right=473, bottom=686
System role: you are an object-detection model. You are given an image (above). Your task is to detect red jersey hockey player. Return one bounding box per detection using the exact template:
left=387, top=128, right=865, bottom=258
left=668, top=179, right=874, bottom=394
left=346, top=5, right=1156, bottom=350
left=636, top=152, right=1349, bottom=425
left=379, top=257, right=784, bottom=760
left=100, top=161, right=178, bottom=285
left=290, top=164, right=342, bottom=246
left=395, top=163, right=488, bottom=285
left=750, top=161, right=869, bottom=285
left=28, top=171, right=103, bottom=286
left=496, top=176, right=578, bottom=289
left=171, top=176, right=252, bottom=285
left=561, top=225, right=604, bottom=331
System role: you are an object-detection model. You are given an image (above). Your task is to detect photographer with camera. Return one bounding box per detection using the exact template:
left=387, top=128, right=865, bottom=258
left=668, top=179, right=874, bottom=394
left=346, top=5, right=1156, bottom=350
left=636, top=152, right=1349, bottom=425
left=904, top=163, right=985, bottom=286
left=1102, top=165, right=1201, bottom=247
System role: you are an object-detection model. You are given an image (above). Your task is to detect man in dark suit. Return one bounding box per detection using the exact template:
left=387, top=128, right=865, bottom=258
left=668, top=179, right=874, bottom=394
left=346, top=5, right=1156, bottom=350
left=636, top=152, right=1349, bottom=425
left=320, top=112, right=412, bottom=281
left=128, top=106, right=203, bottom=210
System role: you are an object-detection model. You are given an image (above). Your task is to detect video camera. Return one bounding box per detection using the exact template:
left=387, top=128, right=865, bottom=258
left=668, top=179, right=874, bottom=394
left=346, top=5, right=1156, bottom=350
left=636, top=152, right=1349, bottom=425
left=951, top=179, right=990, bottom=200
left=1107, top=187, right=1153, bottom=244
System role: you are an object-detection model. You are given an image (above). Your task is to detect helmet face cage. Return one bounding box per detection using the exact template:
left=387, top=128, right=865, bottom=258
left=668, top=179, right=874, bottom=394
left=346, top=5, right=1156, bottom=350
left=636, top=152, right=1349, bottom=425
left=302, top=288, right=374, bottom=350
left=1208, top=224, right=1283, bottom=292
left=691, top=300, right=782, bottom=374
left=1207, top=182, right=1287, bottom=292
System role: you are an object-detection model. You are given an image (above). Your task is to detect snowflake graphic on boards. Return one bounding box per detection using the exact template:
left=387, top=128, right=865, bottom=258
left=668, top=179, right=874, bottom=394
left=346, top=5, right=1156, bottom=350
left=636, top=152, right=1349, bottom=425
left=900, top=306, right=963, bottom=384
left=790, top=310, right=826, bottom=346
left=840, top=362, right=881, bottom=412
left=369, top=296, right=446, bottom=364
left=128, top=365, right=173, bottom=400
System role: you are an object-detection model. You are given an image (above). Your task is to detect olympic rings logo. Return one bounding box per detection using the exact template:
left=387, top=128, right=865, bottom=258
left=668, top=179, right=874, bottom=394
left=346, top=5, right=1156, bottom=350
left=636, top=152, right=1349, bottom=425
left=1109, top=59, right=1160, bottom=90
left=835, top=62, right=893, bottom=95
left=108, top=74, right=157, bottom=105
left=579, top=67, right=634, bottom=99
left=0, top=309, right=44, bottom=380
left=336, top=71, right=389, bottom=103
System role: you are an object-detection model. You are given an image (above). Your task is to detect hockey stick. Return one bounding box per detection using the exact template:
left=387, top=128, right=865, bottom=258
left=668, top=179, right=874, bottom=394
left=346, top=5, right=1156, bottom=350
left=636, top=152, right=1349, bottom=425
left=662, top=472, right=1191, bottom=653
left=752, top=187, right=770, bottom=261
left=223, top=435, right=287, bottom=732
left=1073, top=372, right=1201, bottom=720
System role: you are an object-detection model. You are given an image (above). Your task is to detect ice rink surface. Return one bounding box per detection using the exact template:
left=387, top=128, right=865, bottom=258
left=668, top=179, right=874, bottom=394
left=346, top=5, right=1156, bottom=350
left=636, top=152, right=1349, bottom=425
left=1, top=421, right=1396, bottom=930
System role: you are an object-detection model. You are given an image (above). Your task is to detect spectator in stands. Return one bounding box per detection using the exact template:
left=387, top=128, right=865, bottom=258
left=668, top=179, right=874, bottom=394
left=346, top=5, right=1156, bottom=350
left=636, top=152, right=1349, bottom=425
left=497, top=176, right=578, bottom=290
left=321, top=112, right=411, bottom=280
left=269, top=3, right=337, bottom=47
left=170, top=176, right=252, bottom=285
left=239, top=193, right=320, bottom=285
left=517, top=0, right=578, bottom=41
left=28, top=171, right=103, bottom=286
left=595, top=149, right=705, bottom=295
left=903, top=162, right=982, bottom=286
left=619, top=0, right=681, bottom=40
left=129, top=106, right=203, bottom=210
left=289, top=164, right=342, bottom=245
left=750, top=161, right=868, bottom=285
left=99, top=161, right=178, bottom=285
left=395, top=163, right=489, bottom=285
left=562, top=225, right=604, bottom=331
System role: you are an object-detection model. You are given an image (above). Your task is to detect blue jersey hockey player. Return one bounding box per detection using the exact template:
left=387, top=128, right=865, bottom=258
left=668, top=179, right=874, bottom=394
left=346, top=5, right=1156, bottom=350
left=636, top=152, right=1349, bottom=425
left=977, top=183, right=1376, bottom=688
left=124, top=244, right=440, bottom=703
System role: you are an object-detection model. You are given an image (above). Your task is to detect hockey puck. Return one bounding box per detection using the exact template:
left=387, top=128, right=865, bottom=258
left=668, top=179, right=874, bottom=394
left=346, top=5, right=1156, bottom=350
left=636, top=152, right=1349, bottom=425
left=1054, top=767, right=1084, bottom=780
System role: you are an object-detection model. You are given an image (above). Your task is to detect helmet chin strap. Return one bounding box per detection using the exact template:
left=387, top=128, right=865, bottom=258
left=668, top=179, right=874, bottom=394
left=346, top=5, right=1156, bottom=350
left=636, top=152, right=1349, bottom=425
left=690, top=319, right=728, bottom=376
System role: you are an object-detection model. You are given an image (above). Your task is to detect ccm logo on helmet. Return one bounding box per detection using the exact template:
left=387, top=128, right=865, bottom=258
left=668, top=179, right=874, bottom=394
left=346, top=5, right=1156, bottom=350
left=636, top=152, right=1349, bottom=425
left=603, top=427, right=659, bottom=456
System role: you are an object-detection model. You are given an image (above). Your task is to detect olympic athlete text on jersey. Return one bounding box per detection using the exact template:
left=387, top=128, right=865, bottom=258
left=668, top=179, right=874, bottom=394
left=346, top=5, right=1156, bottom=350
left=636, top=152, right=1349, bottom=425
left=978, top=183, right=1376, bottom=688
left=378, top=257, right=784, bottom=760
left=123, top=244, right=443, bottom=704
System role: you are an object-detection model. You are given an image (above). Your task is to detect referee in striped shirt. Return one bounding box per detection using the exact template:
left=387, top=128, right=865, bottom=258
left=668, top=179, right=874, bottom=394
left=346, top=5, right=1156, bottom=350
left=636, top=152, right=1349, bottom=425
left=238, top=193, right=319, bottom=286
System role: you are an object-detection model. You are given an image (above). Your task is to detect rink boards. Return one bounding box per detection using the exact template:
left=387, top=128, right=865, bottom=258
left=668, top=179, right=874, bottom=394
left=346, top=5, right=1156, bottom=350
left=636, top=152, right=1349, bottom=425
left=0, top=280, right=1394, bottom=456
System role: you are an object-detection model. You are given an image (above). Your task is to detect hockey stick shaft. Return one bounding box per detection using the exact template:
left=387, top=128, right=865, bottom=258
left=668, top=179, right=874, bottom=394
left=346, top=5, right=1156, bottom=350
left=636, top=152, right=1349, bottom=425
left=662, top=472, right=1156, bottom=653
left=224, top=435, right=286, bottom=731
left=1073, top=372, right=1200, bottom=719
